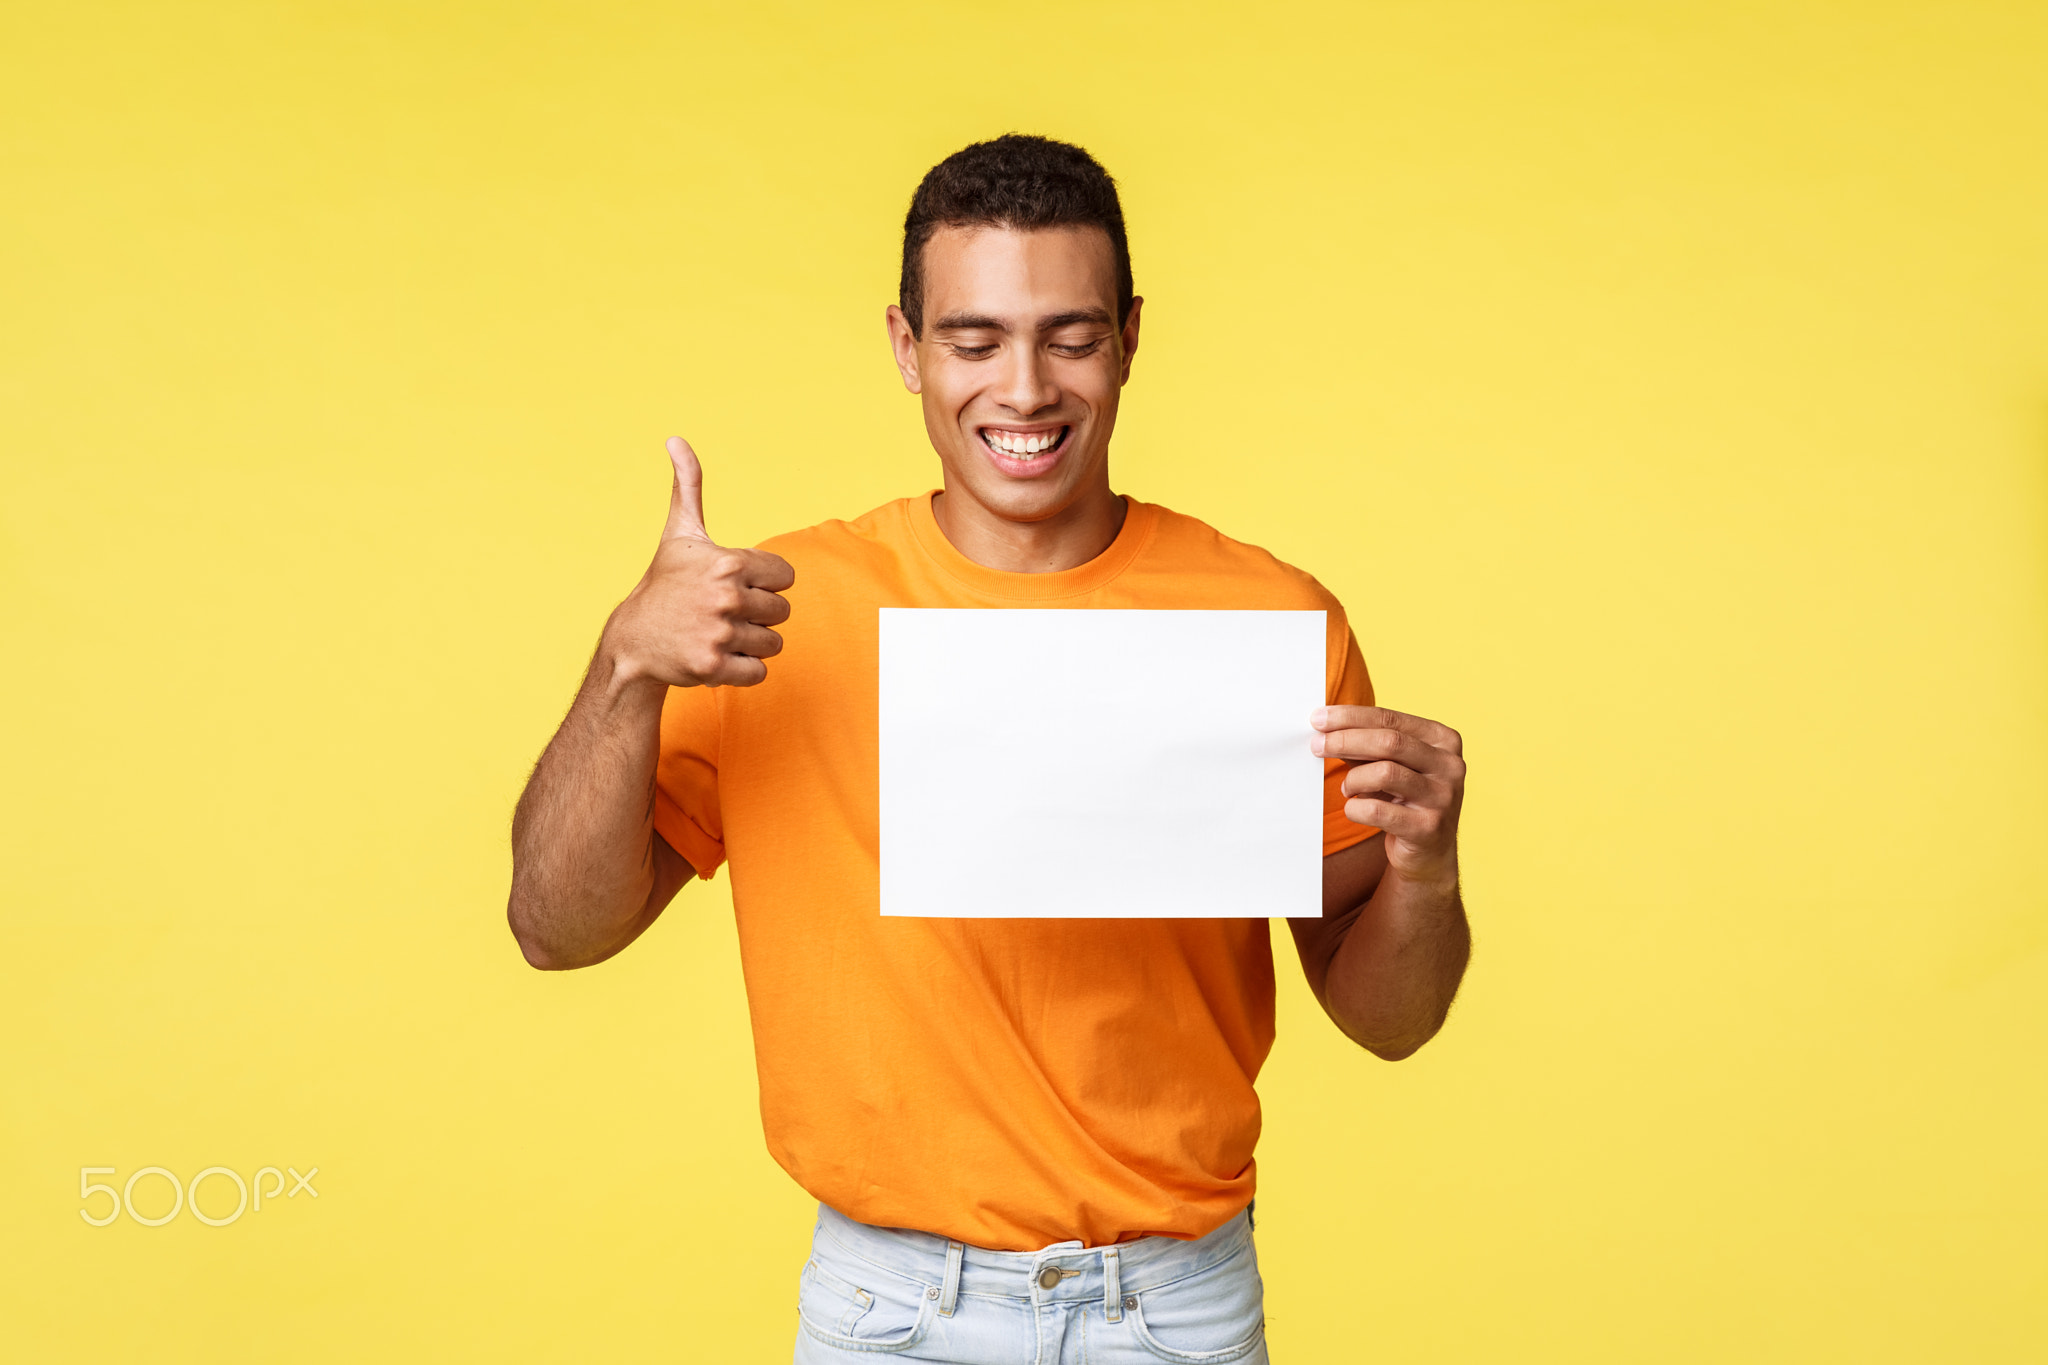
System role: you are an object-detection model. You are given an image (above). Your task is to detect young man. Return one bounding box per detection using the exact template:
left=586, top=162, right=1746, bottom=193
left=509, top=135, right=1469, bottom=1364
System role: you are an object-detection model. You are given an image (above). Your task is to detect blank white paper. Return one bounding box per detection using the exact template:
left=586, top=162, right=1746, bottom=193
left=878, top=609, right=1326, bottom=918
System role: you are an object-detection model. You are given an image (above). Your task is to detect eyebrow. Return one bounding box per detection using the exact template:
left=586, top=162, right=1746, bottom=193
left=931, top=306, right=1116, bottom=333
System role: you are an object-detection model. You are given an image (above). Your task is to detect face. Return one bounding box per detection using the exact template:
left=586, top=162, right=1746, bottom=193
left=887, top=225, right=1142, bottom=525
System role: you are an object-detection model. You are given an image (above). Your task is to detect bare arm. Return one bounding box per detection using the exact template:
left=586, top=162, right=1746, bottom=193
left=508, top=665, right=696, bottom=969
left=507, top=437, right=793, bottom=970
left=1288, top=707, right=1470, bottom=1059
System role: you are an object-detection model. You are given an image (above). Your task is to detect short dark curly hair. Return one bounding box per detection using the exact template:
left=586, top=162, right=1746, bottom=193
left=899, top=134, right=1134, bottom=338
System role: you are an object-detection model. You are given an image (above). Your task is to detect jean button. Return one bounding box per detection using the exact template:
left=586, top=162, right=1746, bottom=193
left=1037, top=1266, right=1062, bottom=1290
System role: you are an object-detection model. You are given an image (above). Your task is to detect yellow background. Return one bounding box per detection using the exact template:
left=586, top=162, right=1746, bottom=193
left=4, top=1, right=2044, bottom=1359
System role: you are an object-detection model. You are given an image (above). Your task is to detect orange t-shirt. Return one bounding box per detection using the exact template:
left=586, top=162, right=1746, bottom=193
left=654, top=493, right=1376, bottom=1250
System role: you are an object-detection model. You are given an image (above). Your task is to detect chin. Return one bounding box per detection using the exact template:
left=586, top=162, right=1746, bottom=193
left=953, top=460, right=1089, bottom=520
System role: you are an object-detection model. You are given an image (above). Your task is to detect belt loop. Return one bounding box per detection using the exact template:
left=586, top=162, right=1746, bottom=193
left=938, top=1240, right=964, bottom=1318
left=1102, top=1246, right=1123, bottom=1323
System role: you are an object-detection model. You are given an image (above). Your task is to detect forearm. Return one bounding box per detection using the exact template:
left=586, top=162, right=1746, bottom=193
left=508, top=642, right=675, bottom=969
left=505, top=435, right=787, bottom=969
left=1320, top=869, right=1469, bottom=1060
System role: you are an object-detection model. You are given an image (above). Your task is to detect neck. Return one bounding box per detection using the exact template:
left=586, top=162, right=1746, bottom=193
left=930, top=476, right=1128, bottom=574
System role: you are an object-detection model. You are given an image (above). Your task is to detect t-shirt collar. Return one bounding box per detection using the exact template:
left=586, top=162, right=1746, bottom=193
left=903, top=489, right=1159, bottom=601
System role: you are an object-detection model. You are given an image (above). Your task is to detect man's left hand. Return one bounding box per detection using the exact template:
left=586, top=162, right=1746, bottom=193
left=1311, top=706, right=1465, bottom=890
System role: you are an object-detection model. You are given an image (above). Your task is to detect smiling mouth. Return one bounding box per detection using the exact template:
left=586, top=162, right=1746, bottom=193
left=979, top=425, right=1072, bottom=461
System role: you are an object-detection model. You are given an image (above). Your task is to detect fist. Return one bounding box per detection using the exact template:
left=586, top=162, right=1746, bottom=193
left=1311, top=706, right=1465, bottom=888
left=604, top=436, right=795, bottom=689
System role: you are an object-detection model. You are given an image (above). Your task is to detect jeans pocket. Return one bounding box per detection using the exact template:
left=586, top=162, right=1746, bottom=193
left=1127, top=1241, right=1267, bottom=1363
left=796, top=1253, right=937, bottom=1354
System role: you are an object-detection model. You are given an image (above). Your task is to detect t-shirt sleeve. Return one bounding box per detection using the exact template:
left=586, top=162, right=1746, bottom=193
left=1323, top=616, right=1382, bottom=858
left=653, top=684, right=727, bottom=879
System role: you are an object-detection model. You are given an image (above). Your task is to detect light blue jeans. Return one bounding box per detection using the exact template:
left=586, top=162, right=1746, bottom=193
left=792, top=1202, right=1269, bottom=1364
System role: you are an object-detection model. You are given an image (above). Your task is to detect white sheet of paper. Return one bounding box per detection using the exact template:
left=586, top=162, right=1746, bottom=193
left=879, top=609, right=1327, bottom=918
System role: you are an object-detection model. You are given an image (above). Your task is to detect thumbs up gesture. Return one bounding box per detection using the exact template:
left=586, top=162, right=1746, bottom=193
left=604, top=437, right=796, bottom=689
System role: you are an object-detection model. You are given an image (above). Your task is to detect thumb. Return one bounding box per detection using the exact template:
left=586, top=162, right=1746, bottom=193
left=663, top=435, right=712, bottom=542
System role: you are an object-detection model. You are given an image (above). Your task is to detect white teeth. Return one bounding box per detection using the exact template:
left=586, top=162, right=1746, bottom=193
left=985, top=429, right=1060, bottom=457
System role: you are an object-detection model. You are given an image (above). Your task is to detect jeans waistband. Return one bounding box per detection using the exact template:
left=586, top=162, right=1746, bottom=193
left=811, top=1202, right=1255, bottom=1322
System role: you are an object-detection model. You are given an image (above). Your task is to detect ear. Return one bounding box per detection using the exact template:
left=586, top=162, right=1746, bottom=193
left=1118, top=296, right=1144, bottom=386
left=885, top=304, right=923, bottom=394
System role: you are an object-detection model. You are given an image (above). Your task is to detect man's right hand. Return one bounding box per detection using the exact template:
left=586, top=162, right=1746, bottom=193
left=510, top=435, right=783, bottom=969
left=601, top=436, right=796, bottom=690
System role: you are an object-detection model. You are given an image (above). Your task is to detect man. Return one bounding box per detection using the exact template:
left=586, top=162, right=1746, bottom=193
left=509, top=134, right=1468, bottom=1363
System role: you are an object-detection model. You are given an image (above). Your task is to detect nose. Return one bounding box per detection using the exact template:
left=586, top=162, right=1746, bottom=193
left=994, top=343, right=1060, bottom=417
